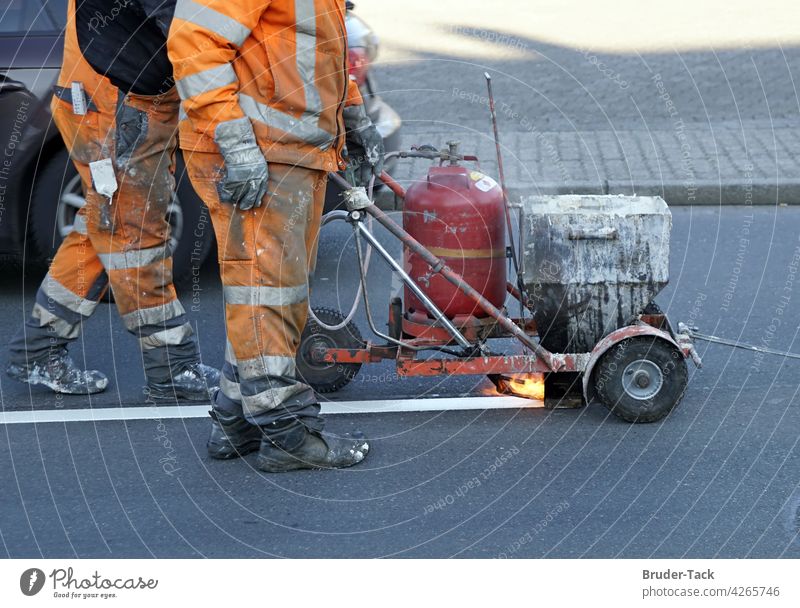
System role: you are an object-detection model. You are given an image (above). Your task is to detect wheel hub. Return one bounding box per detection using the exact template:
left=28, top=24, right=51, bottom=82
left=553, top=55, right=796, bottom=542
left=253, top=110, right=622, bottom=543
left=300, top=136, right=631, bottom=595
left=295, top=308, right=364, bottom=394
left=301, top=334, right=337, bottom=369
left=634, top=371, right=650, bottom=388
left=621, top=359, right=663, bottom=400
left=309, top=342, right=330, bottom=364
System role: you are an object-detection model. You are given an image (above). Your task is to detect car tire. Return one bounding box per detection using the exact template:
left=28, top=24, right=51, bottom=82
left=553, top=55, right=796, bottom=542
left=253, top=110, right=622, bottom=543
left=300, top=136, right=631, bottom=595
left=28, top=147, right=214, bottom=289
left=28, top=147, right=73, bottom=269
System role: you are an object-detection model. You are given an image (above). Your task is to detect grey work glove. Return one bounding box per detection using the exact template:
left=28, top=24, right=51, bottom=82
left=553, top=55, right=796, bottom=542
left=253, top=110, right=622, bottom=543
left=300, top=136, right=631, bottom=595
left=343, top=104, right=385, bottom=187
left=214, top=117, right=269, bottom=211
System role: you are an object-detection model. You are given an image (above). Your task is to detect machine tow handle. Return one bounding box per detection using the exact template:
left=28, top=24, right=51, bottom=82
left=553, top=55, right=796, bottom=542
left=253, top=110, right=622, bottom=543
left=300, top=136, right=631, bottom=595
left=376, top=170, right=407, bottom=199
left=681, top=324, right=800, bottom=361
left=328, top=171, right=563, bottom=372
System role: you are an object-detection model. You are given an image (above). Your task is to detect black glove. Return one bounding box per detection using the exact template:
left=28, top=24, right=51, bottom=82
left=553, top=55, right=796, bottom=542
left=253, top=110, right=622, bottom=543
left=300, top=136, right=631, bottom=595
left=343, top=104, right=384, bottom=187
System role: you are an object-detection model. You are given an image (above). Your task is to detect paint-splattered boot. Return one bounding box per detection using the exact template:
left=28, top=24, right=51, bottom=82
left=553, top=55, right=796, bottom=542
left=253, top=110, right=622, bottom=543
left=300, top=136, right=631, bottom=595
left=6, top=348, right=108, bottom=395
left=147, top=362, right=220, bottom=402
left=256, top=420, right=370, bottom=473
left=207, top=407, right=262, bottom=460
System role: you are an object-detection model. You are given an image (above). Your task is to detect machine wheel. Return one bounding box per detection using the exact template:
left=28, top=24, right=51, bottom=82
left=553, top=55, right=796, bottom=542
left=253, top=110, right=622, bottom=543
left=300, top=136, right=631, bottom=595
left=296, top=307, right=364, bottom=393
left=592, top=336, right=688, bottom=423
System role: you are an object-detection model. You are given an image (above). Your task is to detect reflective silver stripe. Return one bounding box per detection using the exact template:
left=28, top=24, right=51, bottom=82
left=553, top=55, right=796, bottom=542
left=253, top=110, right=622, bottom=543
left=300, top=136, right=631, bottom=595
left=31, top=303, right=80, bottom=339
left=139, top=323, right=195, bottom=350
left=223, top=340, right=235, bottom=365
left=223, top=284, right=308, bottom=307
left=42, top=273, right=98, bottom=317
left=72, top=214, right=88, bottom=235
left=295, top=0, right=321, bottom=115
left=174, top=0, right=251, bottom=47
left=179, top=104, right=188, bottom=122
left=237, top=355, right=295, bottom=380
left=99, top=245, right=169, bottom=271
left=122, top=300, right=186, bottom=331
left=242, top=384, right=306, bottom=412
left=176, top=63, right=238, bottom=101
left=220, top=374, right=242, bottom=401
left=225, top=340, right=238, bottom=366
left=222, top=341, right=241, bottom=399
left=238, top=93, right=334, bottom=149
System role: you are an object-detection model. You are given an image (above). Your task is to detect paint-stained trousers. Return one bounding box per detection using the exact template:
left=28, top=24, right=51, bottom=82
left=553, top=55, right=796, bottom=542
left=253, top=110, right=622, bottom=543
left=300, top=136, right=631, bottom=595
left=8, top=59, right=199, bottom=382
left=184, top=152, right=326, bottom=427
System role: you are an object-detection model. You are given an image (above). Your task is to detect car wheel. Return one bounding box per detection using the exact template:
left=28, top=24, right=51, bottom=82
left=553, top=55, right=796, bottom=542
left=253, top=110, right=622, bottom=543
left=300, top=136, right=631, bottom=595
left=55, top=170, right=84, bottom=240
left=29, top=148, right=214, bottom=289
left=28, top=147, right=73, bottom=268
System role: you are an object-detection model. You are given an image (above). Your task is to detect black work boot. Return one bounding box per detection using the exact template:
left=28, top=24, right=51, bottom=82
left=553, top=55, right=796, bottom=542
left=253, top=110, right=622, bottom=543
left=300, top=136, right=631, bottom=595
left=256, top=420, right=370, bottom=473
left=207, top=407, right=262, bottom=460
left=6, top=349, right=108, bottom=395
left=147, top=362, right=220, bottom=402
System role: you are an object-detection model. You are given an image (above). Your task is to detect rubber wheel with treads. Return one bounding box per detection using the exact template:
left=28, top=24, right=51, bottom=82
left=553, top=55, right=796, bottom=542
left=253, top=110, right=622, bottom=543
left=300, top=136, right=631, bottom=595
left=296, top=308, right=364, bottom=393
left=592, top=336, right=688, bottom=423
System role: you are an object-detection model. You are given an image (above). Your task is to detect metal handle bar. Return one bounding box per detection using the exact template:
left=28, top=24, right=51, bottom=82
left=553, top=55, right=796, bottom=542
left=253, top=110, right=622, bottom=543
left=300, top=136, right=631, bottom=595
left=327, top=171, right=562, bottom=371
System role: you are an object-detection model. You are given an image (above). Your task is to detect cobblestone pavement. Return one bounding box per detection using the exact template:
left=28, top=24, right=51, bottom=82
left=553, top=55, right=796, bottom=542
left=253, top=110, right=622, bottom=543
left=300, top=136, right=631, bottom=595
left=361, top=0, right=800, bottom=204
left=388, top=122, right=800, bottom=205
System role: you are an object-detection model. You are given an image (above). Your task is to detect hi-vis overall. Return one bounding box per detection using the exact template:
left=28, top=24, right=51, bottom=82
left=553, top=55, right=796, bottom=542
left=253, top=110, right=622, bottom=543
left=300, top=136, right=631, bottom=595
left=8, top=0, right=200, bottom=384
left=168, top=0, right=363, bottom=424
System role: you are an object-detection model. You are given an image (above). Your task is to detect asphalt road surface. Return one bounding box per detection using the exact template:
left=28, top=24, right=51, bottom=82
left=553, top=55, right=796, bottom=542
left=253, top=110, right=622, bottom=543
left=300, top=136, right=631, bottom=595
left=2, top=0, right=799, bottom=559
left=1, top=206, right=799, bottom=558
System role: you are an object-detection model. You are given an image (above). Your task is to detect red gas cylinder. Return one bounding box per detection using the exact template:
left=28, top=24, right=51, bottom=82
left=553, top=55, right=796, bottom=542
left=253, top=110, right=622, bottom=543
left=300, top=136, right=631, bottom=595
left=403, top=161, right=507, bottom=319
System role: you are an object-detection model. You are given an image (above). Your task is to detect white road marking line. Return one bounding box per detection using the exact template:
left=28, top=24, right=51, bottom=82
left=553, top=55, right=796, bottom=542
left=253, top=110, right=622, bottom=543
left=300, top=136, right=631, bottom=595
left=0, top=396, right=541, bottom=425
left=322, top=395, right=540, bottom=414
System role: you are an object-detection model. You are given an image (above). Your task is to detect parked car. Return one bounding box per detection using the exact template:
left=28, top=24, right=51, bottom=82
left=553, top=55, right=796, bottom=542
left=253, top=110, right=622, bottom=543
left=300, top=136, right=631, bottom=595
left=0, top=0, right=212, bottom=286
left=0, top=0, right=401, bottom=285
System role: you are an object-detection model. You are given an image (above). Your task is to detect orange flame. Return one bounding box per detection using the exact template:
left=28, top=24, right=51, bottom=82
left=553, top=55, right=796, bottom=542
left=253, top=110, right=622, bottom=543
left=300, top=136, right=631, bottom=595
left=496, top=373, right=545, bottom=400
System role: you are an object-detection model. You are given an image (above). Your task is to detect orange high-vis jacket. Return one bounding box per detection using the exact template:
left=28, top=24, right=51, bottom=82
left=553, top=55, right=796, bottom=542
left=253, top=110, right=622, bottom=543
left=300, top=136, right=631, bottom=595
left=168, top=0, right=363, bottom=172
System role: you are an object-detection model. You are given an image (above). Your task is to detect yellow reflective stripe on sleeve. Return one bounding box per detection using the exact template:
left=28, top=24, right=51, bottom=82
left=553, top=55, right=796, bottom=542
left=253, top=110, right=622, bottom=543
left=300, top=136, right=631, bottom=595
left=174, top=0, right=251, bottom=47
left=176, top=63, right=238, bottom=101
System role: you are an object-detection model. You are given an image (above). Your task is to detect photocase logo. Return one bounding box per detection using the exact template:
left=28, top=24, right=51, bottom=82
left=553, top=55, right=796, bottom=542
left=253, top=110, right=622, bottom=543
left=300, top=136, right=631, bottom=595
left=20, top=568, right=46, bottom=596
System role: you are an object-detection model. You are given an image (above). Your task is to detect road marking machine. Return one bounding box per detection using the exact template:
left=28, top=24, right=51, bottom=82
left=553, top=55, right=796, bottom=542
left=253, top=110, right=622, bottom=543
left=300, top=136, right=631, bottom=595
left=299, top=75, right=702, bottom=423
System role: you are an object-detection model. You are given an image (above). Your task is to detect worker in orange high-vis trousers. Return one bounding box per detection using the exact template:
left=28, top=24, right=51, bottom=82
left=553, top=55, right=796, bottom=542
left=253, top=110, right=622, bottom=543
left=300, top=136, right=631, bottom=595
left=168, top=0, right=384, bottom=472
left=6, top=0, right=219, bottom=399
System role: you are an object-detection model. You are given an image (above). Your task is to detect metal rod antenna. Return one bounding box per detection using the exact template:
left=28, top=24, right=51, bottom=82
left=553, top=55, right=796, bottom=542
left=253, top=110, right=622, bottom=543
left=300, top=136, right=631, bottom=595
left=485, top=72, right=526, bottom=320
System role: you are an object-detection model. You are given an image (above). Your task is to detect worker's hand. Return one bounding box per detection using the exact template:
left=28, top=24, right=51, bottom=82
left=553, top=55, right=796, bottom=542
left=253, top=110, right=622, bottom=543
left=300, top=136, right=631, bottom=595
left=214, top=117, right=269, bottom=211
left=343, top=104, right=384, bottom=187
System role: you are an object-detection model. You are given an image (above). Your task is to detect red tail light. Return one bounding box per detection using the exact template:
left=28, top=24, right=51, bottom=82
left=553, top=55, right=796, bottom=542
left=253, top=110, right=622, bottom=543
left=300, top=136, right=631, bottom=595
left=348, top=47, right=369, bottom=86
